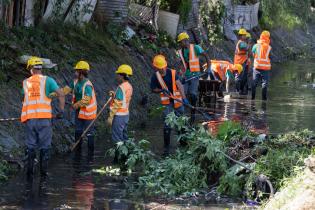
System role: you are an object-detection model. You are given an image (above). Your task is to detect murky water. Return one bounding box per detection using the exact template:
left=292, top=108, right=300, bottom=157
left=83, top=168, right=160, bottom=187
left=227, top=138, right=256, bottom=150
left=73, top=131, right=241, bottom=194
left=206, top=60, right=315, bottom=135
left=0, top=60, right=315, bottom=209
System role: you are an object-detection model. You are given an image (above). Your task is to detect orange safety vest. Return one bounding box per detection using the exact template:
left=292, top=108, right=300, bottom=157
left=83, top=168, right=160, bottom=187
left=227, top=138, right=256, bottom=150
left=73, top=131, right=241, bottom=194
left=178, top=44, right=201, bottom=73
left=254, top=42, right=272, bottom=70
left=21, top=75, right=52, bottom=123
left=211, top=60, right=233, bottom=81
left=110, top=81, right=133, bottom=116
left=73, top=79, right=98, bottom=120
left=156, top=69, right=183, bottom=109
left=234, top=40, right=248, bottom=65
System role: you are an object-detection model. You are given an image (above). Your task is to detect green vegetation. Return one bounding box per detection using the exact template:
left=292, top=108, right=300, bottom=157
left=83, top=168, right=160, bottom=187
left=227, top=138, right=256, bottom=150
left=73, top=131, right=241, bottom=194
left=106, top=113, right=314, bottom=200
left=0, top=147, right=12, bottom=183
left=0, top=23, right=124, bottom=82
left=262, top=154, right=315, bottom=209
left=233, top=0, right=314, bottom=29
left=0, top=160, right=10, bottom=182
left=199, top=0, right=225, bottom=44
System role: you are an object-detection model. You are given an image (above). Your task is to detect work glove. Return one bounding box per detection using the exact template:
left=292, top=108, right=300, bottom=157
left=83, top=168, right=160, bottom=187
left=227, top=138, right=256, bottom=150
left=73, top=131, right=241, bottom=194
left=55, top=111, right=65, bottom=119
left=62, top=86, right=72, bottom=95
left=108, top=91, right=115, bottom=98
left=182, top=98, right=190, bottom=105
left=49, top=92, right=57, bottom=98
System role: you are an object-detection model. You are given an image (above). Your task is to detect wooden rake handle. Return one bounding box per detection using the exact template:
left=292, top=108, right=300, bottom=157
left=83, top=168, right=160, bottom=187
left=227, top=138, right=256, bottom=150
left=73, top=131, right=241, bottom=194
left=70, top=96, right=113, bottom=152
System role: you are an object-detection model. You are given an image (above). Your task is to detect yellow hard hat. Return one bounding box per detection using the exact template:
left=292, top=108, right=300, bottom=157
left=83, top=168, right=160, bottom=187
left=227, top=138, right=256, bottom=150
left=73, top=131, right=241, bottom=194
left=233, top=64, right=243, bottom=74
left=177, top=32, right=189, bottom=42
left=246, top=32, right=251, bottom=38
left=152, top=55, right=167, bottom=70
left=27, top=56, right=43, bottom=70
left=116, top=64, right=133, bottom=76
left=75, top=61, right=90, bottom=71
left=238, top=28, right=247, bottom=35
left=261, top=30, right=270, bottom=38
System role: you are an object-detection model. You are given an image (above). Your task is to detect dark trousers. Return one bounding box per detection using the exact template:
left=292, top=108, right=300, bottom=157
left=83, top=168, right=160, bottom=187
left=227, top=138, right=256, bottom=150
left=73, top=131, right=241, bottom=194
left=25, top=119, right=52, bottom=150
left=251, top=69, right=270, bottom=100
left=25, top=119, right=52, bottom=177
left=163, top=104, right=184, bottom=152
left=112, top=115, right=129, bottom=143
left=75, top=112, right=95, bottom=151
left=236, top=63, right=249, bottom=94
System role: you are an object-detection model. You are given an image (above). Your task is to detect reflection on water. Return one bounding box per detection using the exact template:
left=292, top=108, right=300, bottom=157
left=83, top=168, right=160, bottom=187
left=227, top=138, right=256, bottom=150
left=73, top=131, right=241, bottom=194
left=72, top=151, right=95, bottom=210
left=206, top=101, right=269, bottom=135
left=206, top=60, right=315, bottom=135
left=0, top=60, right=314, bottom=209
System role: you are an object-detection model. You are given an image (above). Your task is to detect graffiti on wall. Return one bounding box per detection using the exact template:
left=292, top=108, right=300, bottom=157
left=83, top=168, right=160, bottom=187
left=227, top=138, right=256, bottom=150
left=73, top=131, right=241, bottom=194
left=223, top=1, right=260, bottom=40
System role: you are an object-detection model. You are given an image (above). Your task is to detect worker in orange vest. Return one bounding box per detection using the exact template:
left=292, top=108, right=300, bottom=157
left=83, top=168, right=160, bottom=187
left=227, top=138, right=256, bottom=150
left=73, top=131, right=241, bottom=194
left=150, top=55, right=188, bottom=155
left=177, top=32, right=211, bottom=123
left=234, top=28, right=249, bottom=95
left=251, top=31, right=272, bottom=100
left=211, top=60, right=243, bottom=93
left=107, top=65, right=133, bottom=143
left=61, top=61, right=98, bottom=156
left=21, top=57, right=65, bottom=178
left=246, top=32, right=254, bottom=88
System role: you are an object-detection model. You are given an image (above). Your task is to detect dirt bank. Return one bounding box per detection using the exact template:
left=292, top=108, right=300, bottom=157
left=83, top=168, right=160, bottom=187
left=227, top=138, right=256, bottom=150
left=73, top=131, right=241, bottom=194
left=262, top=156, right=315, bottom=210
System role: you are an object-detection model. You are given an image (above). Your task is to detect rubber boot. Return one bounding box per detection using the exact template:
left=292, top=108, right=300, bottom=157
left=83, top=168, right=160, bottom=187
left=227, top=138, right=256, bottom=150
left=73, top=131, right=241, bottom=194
left=251, top=83, right=256, bottom=100
left=87, top=134, right=94, bottom=153
left=39, top=149, right=50, bottom=177
left=26, top=148, right=36, bottom=179
left=163, top=128, right=171, bottom=156
left=262, top=87, right=267, bottom=101
left=87, top=134, right=94, bottom=162
left=190, top=95, right=197, bottom=124
left=74, top=131, right=83, bottom=154
left=178, top=128, right=187, bottom=147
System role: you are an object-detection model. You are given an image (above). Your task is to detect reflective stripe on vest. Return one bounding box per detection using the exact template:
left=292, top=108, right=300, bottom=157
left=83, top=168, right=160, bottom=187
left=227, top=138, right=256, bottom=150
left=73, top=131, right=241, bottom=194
left=254, top=43, right=272, bottom=70
left=114, top=81, right=133, bottom=116
left=156, top=69, right=183, bottom=108
left=177, top=49, right=188, bottom=73
left=178, top=44, right=201, bottom=73
left=21, top=75, right=52, bottom=122
left=77, top=80, right=98, bottom=120
left=234, top=40, right=248, bottom=65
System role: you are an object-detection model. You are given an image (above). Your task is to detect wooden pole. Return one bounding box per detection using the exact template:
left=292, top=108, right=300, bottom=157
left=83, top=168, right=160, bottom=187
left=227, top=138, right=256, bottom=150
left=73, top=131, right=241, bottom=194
left=70, top=97, right=113, bottom=152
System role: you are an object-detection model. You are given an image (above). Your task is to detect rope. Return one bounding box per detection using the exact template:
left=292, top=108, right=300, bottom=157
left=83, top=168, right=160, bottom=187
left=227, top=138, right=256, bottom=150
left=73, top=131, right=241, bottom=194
left=0, top=117, right=20, bottom=122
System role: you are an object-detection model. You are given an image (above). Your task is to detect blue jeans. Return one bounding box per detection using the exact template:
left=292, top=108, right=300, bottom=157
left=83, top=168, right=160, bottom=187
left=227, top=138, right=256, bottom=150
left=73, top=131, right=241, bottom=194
left=75, top=112, right=95, bottom=136
left=184, top=77, right=199, bottom=98
left=236, top=63, right=248, bottom=94
left=25, top=119, right=52, bottom=150
left=184, top=77, right=198, bottom=122
left=251, top=69, right=270, bottom=100
left=75, top=112, right=95, bottom=152
left=112, top=115, right=129, bottom=142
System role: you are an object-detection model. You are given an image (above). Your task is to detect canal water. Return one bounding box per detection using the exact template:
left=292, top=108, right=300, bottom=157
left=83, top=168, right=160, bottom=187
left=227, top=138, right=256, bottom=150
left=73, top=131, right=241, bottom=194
left=0, top=60, right=314, bottom=209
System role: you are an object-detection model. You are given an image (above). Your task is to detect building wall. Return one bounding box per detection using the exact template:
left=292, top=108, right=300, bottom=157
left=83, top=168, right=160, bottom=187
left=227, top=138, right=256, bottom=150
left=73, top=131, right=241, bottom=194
left=96, top=0, right=129, bottom=24
left=177, top=0, right=200, bottom=33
